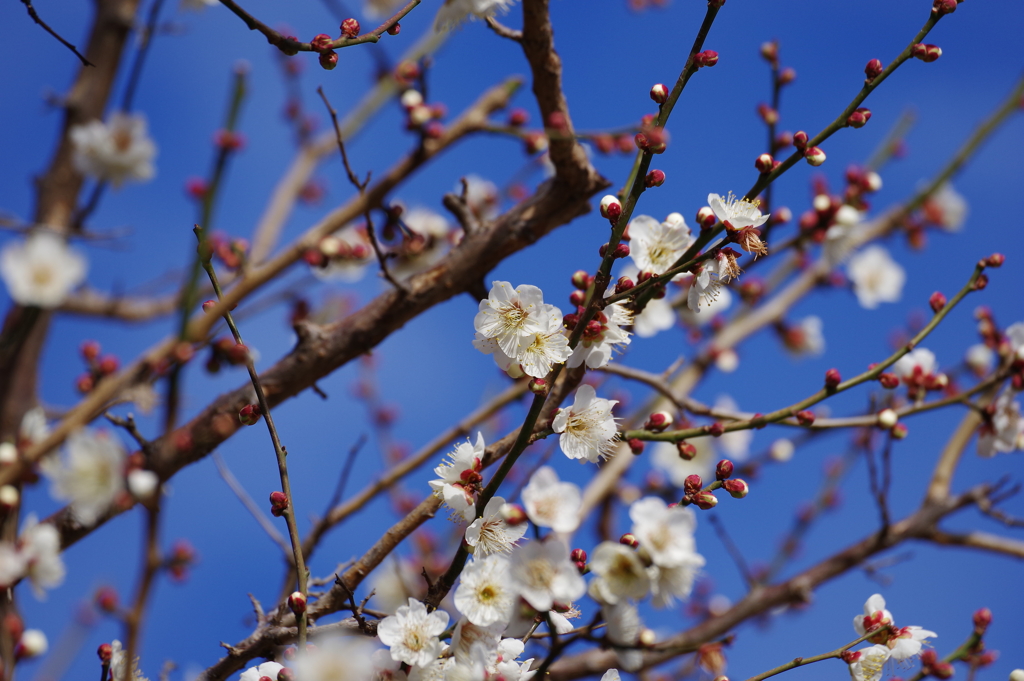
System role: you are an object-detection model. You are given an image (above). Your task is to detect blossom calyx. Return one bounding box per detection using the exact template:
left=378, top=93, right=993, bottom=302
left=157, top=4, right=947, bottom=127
left=310, top=34, right=333, bottom=51
left=600, top=195, right=623, bottom=223
left=288, top=591, right=307, bottom=614
left=238, top=403, right=262, bottom=426
left=716, top=459, right=734, bottom=480
left=723, top=479, right=749, bottom=498
left=793, top=130, right=809, bottom=150
left=804, top=146, right=826, bottom=166
left=973, top=607, right=992, bottom=634
left=628, top=438, right=645, bottom=455
left=387, top=22, right=401, bottom=35
left=650, top=83, right=669, bottom=104
left=615, top=276, right=635, bottom=294
left=269, top=491, right=289, bottom=517
left=529, top=378, right=549, bottom=396
left=929, top=291, right=947, bottom=312
left=847, top=108, right=872, bottom=128
left=683, top=474, right=702, bottom=496
left=879, top=373, right=900, bottom=389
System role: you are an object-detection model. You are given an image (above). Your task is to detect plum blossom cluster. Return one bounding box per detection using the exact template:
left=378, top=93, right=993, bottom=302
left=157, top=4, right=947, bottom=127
left=70, top=112, right=157, bottom=188
left=845, top=594, right=937, bottom=681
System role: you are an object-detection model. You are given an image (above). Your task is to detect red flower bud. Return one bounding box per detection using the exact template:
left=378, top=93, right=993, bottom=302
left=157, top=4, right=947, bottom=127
left=619, top=533, right=639, bottom=548
left=270, top=490, right=289, bottom=516
left=340, top=18, right=360, bottom=39
left=650, top=83, right=669, bottom=104
left=824, top=368, right=842, bottom=390
left=98, top=643, right=113, bottom=663
left=986, top=253, right=1005, bottom=268
left=288, top=591, right=308, bottom=614
left=387, top=22, right=401, bottom=35
left=645, top=169, right=666, bottom=187
left=693, top=491, right=718, bottom=509
left=879, top=373, right=900, bottom=389
left=600, top=195, right=623, bottom=223
left=755, top=153, right=774, bottom=173
left=81, top=340, right=101, bottom=362
left=793, top=130, right=809, bottom=150
left=570, top=548, right=588, bottom=563
left=929, top=291, right=947, bottom=313
left=723, top=479, right=749, bottom=498
left=804, top=146, right=826, bottom=166
left=695, top=50, right=719, bottom=68
left=973, top=607, right=992, bottom=633
left=684, top=474, right=702, bottom=496
left=645, top=412, right=672, bottom=431
left=716, top=459, right=734, bottom=480
left=319, top=50, right=339, bottom=71
left=615, top=276, right=635, bottom=295
left=865, top=59, right=884, bottom=81
left=677, top=441, right=697, bottom=460
left=932, top=0, right=957, bottom=15
left=696, top=206, right=716, bottom=229
left=508, top=108, right=529, bottom=127
left=796, top=410, right=816, bottom=426
left=528, top=378, right=548, bottom=396
left=628, top=438, right=645, bottom=455
left=239, top=403, right=262, bottom=426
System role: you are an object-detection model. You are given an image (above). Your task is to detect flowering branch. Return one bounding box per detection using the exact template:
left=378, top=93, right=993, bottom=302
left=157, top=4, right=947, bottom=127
left=741, top=629, right=877, bottom=681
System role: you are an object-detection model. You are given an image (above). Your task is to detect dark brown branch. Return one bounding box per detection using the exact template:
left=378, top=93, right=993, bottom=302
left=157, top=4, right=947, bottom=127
left=19, top=0, right=95, bottom=67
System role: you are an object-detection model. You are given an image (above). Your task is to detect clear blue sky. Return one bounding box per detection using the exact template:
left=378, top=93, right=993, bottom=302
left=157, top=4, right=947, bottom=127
left=1, top=1, right=1022, bottom=680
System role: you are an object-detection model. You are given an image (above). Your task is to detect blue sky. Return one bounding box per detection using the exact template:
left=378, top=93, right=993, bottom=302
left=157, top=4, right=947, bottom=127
left=1, top=0, right=1023, bottom=680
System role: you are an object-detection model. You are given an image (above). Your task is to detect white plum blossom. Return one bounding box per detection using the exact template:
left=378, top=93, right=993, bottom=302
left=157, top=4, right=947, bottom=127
left=648, top=562, right=702, bottom=609
left=977, top=392, right=1024, bottom=457
left=1, top=231, right=87, bottom=308
left=847, top=245, right=906, bottom=309
left=509, top=538, right=586, bottom=612
left=70, top=112, right=156, bottom=187
left=435, top=0, right=520, bottom=30
left=633, top=296, right=676, bottom=338
left=371, top=558, right=425, bottom=615
left=587, top=542, right=651, bottom=604
left=310, top=227, right=374, bottom=283
left=466, top=496, right=527, bottom=555
left=1004, top=322, right=1024, bottom=356
left=628, top=213, right=693, bottom=276
left=475, top=304, right=570, bottom=378
left=715, top=396, right=752, bottom=459
left=41, top=428, right=126, bottom=527
left=462, top=174, right=501, bottom=221
left=965, top=343, right=995, bottom=376
left=602, top=600, right=644, bottom=671
left=474, top=282, right=547, bottom=358
left=109, top=639, right=148, bottom=681
left=293, top=635, right=378, bottom=681
left=378, top=597, right=450, bottom=668
left=492, top=638, right=536, bottom=681
left=0, top=543, right=26, bottom=589
left=852, top=594, right=936, bottom=661
left=680, top=283, right=732, bottom=326
left=601, top=671, right=622, bottom=681
left=923, top=182, right=968, bottom=231
left=372, top=649, right=408, bottom=681
left=709, top=192, right=770, bottom=231
left=19, top=515, right=65, bottom=599
left=552, top=385, right=619, bottom=463
left=391, top=208, right=453, bottom=276
left=848, top=644, right=891, bottom=681
left=889, top=625, right=938, bottom=660
left=20, top=406, right=50, bottom=446
left=520, top=466, right=582, bottom=534
left=629, top=497, right=703, bottom=571
left=455, top=554, right=516, bottom=626
left=428, top=432, right=485, bottom=521
left=566, top=301, right=633, bottom=369
left=854, top=593, right=894, bottom=636
left=894, top=348, right=938, bottom=382
left=239, top=662, right=284, bottom=681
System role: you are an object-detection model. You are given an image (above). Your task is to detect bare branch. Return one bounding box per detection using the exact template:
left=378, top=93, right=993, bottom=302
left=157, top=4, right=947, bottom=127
left=19, top=0, right=95, bottom=67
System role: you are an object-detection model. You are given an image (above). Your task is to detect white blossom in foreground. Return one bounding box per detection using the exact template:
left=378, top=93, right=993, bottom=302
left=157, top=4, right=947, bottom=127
left=680, top=283, right=732, bottom=326
left=603, top=600, right=644, bottom=671
left=520, top=466, right=581, bottom=534
left=475, top=304, right=570, bottom=378
left=435, top=0, right=520, bottom=30
left=587, top=542, right=651, bottom=604
left=552, top=385, right=619, bottom=463
left=923, top=182, right=968, bottom=231
left=509, top=538, right=585, bottom=612
left=466, top=496, right=526, bottom=555
left=628, top=213, right=692, bottom=276
left=294, top=635, right=377, bottom=681
left=633, top=296, right=676, bottom=338
left=19, top=515, right=65, bottom=599
left=428, top=432, right=485, bottom=521
left=239, top=662, right=284, bottom=681
left=378, top=598, right=450, bottom=668
left=709, top=192, right=770, bottom=231
left=41, top=429, right=126, bottom=527
left=492, top=638, right=536, bottom=681
left=109, top=639, right=148, bottom=681
left=566, top=301, right=633, bottom=369
left=1, top=231, right=87, bottom=308
left=0, top=544, right=26, bottom=589
left=848, top=644, right=891, bottom=681
left=648, top=562, right=703, bottom=609
left=474, top=282, right=547, bottom=358
left=70, top=112, right=156, bottom=187
left=847, top=245, right=906, bottom=309
left=978, top=392, right=1024, bottom=457
left=455, top=555, right=516, bottom=626
left=601, top=671, right=622, bottom=681
left=629, top=497, right=702, bottom=570
left=852, top=594, right=937, bottom=661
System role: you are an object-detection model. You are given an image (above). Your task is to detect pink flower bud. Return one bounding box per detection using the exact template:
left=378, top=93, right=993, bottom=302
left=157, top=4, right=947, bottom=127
left=929, top=291, right=947, bottom=313
left=508, top=108, right=528, bottom=127
left=677, top=441, right=697, bottom=460
left=986, top=253, right=1005, bottom=268
left=340, top=18, right=360, bottom=38
left=973, top=607, right=992, bottom=633
left=793, top=130, right=809, bottom=150
left=707, top=422, right=725, bottom=437
left=847, top=109, right=870, bottom=128
left=600, top=195, right=622, bottom=222
left=628, top=438, right=645, bottom=455
left=288, top=591, right=307, bottom=614
left=499, top=502, right=528, bottom=525
left=270, top=490, right=289, bottom=517
left=614, top=243, right=630, bottom=258
left=912, top=43, right=942, bottom=62
left=319, top=50, right=338, bottom=71
left=804, top=146, right=826, bottom=166
left=877, top=408, right=898, bottom=429
left=865, top=58, right=884, bottom=81
left=684, top=474, right=703, bottom=496
left=879, top=373, right=900, bottom=389
left=98, top=643, right=113, bottom=663
left=796, top=410, right=816, bottom=426
left=650, top=83, right=669, bottom=103
left=571, top=270, right=592, bottom=290
left=619, top=533, right=639, bottom=548
left=891, top=422, right=909, bottom=439
left=760, top=41, right=778, bottom=64
left=932, top=0, right=957, bottom=15
left=716, top=459, right=734, bottom=480
left=202, top=299, right=218, bottom=313
left=570, top=548, right=588, bottom=563
left=528, top=378, right=548, bottom=396
left=645, top=411, right=673, bottom=431
left=562, top=312, right=579, bottom=330
left=755, top=153, right=774, bottom=173
left=695, top=50, right=719, bottom=68
left=311, top=34, right=333, bottom=51
left=723, top=479, right=749, bottom=498
left=81, top=339, right=101, bottom=361
left=387, top=23, right=401, bottom=35
left=693, top=491, right=718, bottom=509
left=645, top=169, right=666, bottom=187
left=615, top=276, right=635, bottom=294
left=756, top=103, right=779, bottom=126
left=824, top=368, right=842, bottom=390
left=778, top=67, right=796, bottom=85
left=278, top=670, right=295, bottom=681
left=696, top=206, right=716, bottom=229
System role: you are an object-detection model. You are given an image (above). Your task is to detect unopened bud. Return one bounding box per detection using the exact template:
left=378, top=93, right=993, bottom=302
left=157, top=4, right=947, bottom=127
left=528, top=378, right=548, bottom=396
left=570, top=548, right=588, bottom=563
left=684, top=474, right=703, bottom=496
left=696, top=206, right=716, bottom=229
left=628, top=438, right=645, bottom=455
left=804, top=146, right=826, bottom=166
left=202, top=299, right=218, bottom=313
left=755, top=153, right=774, bottom=173
left=932, top=0, right=957, bottom=14
left=310, top=34, right=333, bottom=51
left=695, top=50, right=719, bottom=68
left=879, top=373, right=900, bottom=389
left=319, top=50, right=338, bottom=70
left=600, top=195, right=622, bottom=223
left=707, top=422, right=725, bottom=437
left=677, top=441, right=697, bottom=460
left=929, top=291, right=947, bottom=313
left=95, top=586, right=119, bottom=613
left=693, top=491, right=718, bottom=509
left=288, top=591, right=307, bottom=614
left=912, top=43, right=942, bottom=62
left=824, top=368, right=842, bottom=390
left=986, top=253, right=1005, bottom=268
left=973, top=607, right=992, bottom=633
left=865, top=58, right=884, bottom=81
left=847, top=109, right=870, bottom=128
left=723, top=479, right=749, bottom=498
left=796, top=410, right=816, bottom=426
left=645, top=412, right=673, bottom=431
left=645, top=169, right=666, bottom=187
left=340, top=18, right=360, bottom=38
left=16, top=630, right=47, bottom=659
left=387, top=22, right=401, bottom=35
left=238, top=403, right=262, bottom=426
left=81, top=339, right=101, bottom=361
left=650, top=83, right=669, bottom=104
left=760, top=41, right=778, bottom=63
left=571, top=271, right=591, bottom=290
left=499, top=503, right=528, bottom=526
left=716, top=459, right=734, bottom=480
left=792, top=130, right=808, bottom=150
left=877, top=408, right=899, bottom=429
left=778, top=67, right=796, bottom=85
left=278, top=670, right=295, bottom=681
left=619, top=533, right=639, bottom=548
left=269, top=490, right=289, bottom=517
left=615, top=276, right=635, bottom=294
left=891, top=422, right=908, bottom=439
left=98, top=643, right=113, bottom=663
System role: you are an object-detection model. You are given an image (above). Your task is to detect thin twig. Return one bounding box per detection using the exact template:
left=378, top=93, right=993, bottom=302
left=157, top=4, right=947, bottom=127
left=323, top=434, right=367, bottom=513
left=485, top=16, right=522, bottom=41
left=741, top=630, right=876, bottom=681
left=19, top=0, right=94, bottom=67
